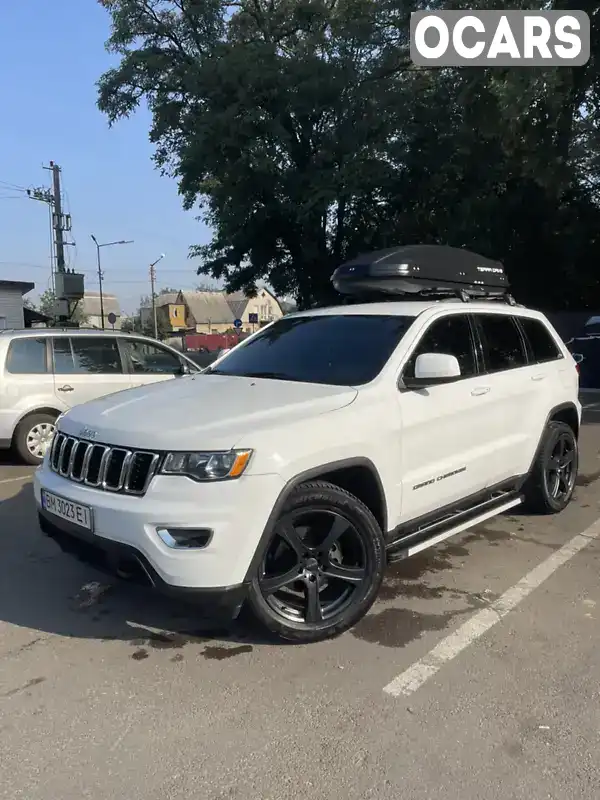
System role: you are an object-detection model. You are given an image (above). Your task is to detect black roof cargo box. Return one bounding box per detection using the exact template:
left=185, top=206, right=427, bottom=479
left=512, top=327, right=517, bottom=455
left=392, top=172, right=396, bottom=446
left=331, top=245, right=510, bottom=299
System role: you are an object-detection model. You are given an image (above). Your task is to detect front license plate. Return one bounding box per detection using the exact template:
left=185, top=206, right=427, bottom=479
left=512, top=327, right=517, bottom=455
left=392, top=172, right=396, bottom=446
left=41, top=490, right=92, bottom=530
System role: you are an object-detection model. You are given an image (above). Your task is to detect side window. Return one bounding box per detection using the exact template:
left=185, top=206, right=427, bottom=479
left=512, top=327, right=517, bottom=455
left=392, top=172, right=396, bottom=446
left=518, top=317, right=563, bottom=363
left=476, top=314, right=527, bottom=373
left=403, top=315, right=476, bottom=379
left=5, top=338, right=48, bottom=374
left=52, top=338, right=75, bottom=373
left=121, top=339, right=182, bottom=374
left=53, top=337, right=123, bottom=374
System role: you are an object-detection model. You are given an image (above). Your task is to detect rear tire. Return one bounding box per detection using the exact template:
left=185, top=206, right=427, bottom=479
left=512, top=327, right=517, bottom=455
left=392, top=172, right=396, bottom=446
left=13, top=412, right=58, bottom=466
left=247, top=481, right=386, bottom=643
left=522, top=421, right=578, bottom=514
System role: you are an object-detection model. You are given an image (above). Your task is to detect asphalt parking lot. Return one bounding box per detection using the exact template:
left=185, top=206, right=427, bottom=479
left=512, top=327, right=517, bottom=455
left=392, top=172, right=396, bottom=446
left=2, top=401, right=600, bottom=799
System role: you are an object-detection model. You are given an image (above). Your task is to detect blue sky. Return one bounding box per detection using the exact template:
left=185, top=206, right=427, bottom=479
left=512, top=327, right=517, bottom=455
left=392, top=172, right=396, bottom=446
left=0, top=0, right=212, bottom=314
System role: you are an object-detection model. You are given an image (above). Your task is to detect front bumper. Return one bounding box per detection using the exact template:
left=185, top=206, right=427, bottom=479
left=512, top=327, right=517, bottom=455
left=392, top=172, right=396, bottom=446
left=34, top=461, right=285, bottom=593
left=38, top=510, right=248, bottom=617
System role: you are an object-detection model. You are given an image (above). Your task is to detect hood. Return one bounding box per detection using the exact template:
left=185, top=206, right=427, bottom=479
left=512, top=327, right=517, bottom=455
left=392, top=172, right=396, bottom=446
left=58, top=373, right=358, bottom=451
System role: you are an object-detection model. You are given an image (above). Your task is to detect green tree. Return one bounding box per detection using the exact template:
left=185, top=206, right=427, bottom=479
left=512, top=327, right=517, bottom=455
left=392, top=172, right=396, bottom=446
left=195, top=280, right=219, bottom=292
left=121, top=317, right=139, bottom=333
left=97, top=0, right=415, bottom=308
left=38, top=290, right=89, bottom=326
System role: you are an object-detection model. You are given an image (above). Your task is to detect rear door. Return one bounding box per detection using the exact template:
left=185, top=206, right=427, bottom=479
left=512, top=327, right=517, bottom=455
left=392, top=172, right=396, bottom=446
left=51, top=335, right=131, bottom=409
left=119, top=337, right=188, bottom=389
left=515, top=315, right=571, bottom=469
left=1, top=335, right=59, bottom=428
left=472, top=313, right=539, bottom=486
left=398, top=312, right=496, bottom=522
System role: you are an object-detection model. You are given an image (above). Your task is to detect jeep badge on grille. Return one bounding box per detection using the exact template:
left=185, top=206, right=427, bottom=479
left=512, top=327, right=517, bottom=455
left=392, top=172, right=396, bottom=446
left=80, top=427, right=98, bottom=441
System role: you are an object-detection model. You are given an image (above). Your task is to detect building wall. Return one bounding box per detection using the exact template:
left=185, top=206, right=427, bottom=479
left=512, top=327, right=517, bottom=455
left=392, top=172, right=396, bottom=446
left=140, top=306, right=152, bottom=328
left=240, top=289, right=283, bottom=331
left=0, top=288, right=25, bottom=329
left=167, top=304, right=186, bottom=330
left=83, top=314, right=122, bottom=330
left=185, top=332, right=247, bottom=351
left=194, top=321, right=232, bottom=334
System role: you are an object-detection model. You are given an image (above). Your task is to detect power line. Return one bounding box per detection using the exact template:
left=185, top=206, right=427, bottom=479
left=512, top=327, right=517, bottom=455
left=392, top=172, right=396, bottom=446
left=0, top=261, right=53, bottom=269
left=0, top=178, right=28, bottom=193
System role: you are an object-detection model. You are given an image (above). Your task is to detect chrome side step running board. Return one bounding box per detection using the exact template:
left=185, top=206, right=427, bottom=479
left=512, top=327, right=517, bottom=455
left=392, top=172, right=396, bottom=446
left=386, top=495, right=523, bottom=564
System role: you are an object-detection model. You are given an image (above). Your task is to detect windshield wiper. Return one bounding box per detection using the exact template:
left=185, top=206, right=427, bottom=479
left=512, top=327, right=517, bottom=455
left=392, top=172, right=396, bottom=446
left=206, top=369, right=299, bottom=381
left=235, top=370, right=299, bottom=381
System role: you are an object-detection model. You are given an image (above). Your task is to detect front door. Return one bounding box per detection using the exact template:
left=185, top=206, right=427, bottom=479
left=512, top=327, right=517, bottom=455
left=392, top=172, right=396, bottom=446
left=397, top=312, right=497, bottom=524
left=119, top=338, right=187, bottom=389
left=51, top=335, right=132, bottom=409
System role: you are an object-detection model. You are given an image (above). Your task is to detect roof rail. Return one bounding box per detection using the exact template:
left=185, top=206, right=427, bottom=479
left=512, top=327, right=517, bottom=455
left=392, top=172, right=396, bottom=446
left=340, top=288, right=519, bottom=306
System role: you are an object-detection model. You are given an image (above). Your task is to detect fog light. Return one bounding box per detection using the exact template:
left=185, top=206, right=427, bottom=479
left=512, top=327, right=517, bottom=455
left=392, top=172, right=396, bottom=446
left=156, top=528, right=212, bottom=549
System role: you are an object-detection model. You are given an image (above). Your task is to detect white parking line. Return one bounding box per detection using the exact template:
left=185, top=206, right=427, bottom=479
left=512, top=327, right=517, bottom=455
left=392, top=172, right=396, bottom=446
left=383, top=516, right=600, bottom=698
left=0, top=475, right=32, bottom=485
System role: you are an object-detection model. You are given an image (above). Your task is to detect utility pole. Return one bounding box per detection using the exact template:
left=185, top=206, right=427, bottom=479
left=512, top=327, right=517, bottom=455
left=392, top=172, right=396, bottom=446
left=149, top=254, right=165, bottom=339
left=150, top=262, right=157, bottom=338
left=50, top=162, right=66, bottom=273
left=91, top=236, right=105, bottom=329
left=40, top=161, right=74, bottom=324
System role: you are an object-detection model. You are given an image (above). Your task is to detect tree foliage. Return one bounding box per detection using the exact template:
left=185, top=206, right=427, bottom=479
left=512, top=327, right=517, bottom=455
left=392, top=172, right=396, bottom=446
left=98, top=0, right=600, bottom=309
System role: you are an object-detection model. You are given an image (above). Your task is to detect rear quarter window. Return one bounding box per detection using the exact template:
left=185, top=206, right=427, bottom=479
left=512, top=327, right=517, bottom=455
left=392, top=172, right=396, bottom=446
left=5, top=338, right=48, bottom=374
left=518, top=317, right=563, bottom=363
left=475, top=314, right=527, bottom=373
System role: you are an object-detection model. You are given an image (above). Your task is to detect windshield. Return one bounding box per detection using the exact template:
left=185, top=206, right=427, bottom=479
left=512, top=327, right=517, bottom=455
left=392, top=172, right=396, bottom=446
left=206, top=314, right=415, bottom=386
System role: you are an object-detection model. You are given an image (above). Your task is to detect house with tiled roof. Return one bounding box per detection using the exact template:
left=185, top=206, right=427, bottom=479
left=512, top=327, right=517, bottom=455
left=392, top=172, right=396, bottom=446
left=140, top=292, right=186, bottom=332
left=79, top=292, right=121, bottom=329
left=177, top=290, right=235, bottom=333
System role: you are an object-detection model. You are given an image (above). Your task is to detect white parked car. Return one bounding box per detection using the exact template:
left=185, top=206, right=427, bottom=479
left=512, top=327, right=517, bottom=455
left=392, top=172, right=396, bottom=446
left=0, top=329, right=200, bottom=464
left=34, top=246, right=580, bottom=642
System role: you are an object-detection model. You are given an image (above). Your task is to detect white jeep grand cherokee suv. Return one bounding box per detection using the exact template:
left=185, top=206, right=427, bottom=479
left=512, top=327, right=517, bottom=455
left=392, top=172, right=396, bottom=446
left=34, top=247, right=580, bottom=643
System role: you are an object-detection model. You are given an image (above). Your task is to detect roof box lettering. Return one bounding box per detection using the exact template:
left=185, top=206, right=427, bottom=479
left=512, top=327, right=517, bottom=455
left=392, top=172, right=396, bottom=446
left=331, top=245, right=510, bottom=299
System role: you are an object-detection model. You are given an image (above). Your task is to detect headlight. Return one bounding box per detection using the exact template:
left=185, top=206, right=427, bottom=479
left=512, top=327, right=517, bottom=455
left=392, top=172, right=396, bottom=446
left=160, top=450, right=252, bottom=482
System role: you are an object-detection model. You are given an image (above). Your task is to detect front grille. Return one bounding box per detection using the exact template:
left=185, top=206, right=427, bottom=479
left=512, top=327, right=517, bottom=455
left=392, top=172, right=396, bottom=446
left=49, top=433, right=159, bottom=496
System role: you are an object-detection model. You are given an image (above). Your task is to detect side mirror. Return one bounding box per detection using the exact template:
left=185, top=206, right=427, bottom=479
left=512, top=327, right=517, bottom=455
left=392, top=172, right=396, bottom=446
left=176, top=361, right=193, bottom=376
left=403, top=352, right=461, bottom=389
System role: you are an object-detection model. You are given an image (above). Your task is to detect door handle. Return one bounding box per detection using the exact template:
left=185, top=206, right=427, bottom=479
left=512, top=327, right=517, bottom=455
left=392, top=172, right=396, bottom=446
left=471, top=387, right=491, bottom=396
left=57, top=385, right=74, bottom=392
left=531, top=374, right=546, bottom=382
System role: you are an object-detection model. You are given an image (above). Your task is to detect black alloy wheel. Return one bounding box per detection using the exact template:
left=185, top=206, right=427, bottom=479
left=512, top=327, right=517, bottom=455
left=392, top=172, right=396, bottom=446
left=247, top=481, right=385, bottom=642
left=523, top=421, right=578, bottom=514
left=544, top=430, right=577, bottom=505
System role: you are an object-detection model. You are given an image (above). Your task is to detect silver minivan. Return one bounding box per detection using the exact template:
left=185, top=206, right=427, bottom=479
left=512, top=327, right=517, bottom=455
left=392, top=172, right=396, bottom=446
left=0, top=329, right=201, bottom=464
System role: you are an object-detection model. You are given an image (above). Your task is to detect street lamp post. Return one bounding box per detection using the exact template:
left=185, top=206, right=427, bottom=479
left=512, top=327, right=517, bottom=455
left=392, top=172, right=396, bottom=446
left=90, top=236, right=134, bottom=329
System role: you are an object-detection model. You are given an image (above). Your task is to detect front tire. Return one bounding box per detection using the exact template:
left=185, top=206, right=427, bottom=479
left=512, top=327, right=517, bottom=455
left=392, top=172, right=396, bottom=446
left=522, top=421, right=578, bottom=514
left=14, top=412, right=58, bottom=466
left=246, top=480, right=386, bottom=643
